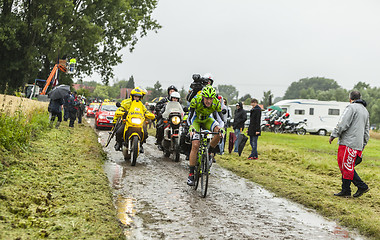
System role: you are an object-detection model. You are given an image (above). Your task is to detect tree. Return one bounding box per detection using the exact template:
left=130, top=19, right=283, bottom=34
left=262, top=90, right=273, bottom=108
left=239, top=94, right=252, bottom=103
left=273, top=97, right=283, bottom=104
left=77, top=88, right=91, bottom=98
left=126, top=75, right=135, bottom=88
left=179, top=86, right=187, bottom=102
left=0, top=0, right=161, bottom=93
left=217, top=85, right=239, bottom=103
left=353, top=82, right=370, bottom=90
left=149, top=81, right=163, bottom=99
left=284, top=77, right=340, bottom=99
left=92, top=85, right=110, bottom=100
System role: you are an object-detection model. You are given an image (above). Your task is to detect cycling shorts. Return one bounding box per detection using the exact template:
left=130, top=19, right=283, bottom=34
left=190, top=117, right=219, bottom=141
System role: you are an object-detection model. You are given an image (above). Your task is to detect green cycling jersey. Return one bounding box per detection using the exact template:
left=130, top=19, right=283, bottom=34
left=189, top=94, right=221, bottom=121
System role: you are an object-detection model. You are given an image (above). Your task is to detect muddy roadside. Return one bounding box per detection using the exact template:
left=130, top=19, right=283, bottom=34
left=92, top=118, right=367, bottom=240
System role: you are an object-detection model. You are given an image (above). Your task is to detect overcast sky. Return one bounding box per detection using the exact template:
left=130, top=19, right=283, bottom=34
left=91, top=0, right=380, bottom=100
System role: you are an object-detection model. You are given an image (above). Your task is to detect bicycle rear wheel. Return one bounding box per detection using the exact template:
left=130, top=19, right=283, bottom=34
left=200, top=149, right=209, bottom=198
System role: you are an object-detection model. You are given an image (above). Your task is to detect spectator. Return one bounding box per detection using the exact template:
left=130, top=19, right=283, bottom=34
left=233, top=102, right=247, bottom=153
left=218, top=96, right=228, bottom=155
left=48, top=98, right=64, bottom=129
left=247, top=98, right=261, bottom=160
left=329, top=90, right=370, bottom=198
left=224, top=98, right=232, bottom=128
left=67, top=91, right=79, bottom=127
left=63, top=92, right=70, bottom=121
left=77, top=95, right=85, bottom=124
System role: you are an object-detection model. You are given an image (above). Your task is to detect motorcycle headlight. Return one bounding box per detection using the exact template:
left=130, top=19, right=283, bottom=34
left=171, top=116, right=181, bottom=125
left=99, top=115, right=106, bottom=119
left=131, top=117, right=142, bottom=125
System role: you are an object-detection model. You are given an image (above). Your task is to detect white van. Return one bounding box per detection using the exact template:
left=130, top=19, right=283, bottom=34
left=274, top=99, right=349, bottom=135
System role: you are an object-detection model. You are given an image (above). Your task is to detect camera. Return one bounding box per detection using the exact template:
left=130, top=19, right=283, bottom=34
left=192, top=74, right=208, bottom=85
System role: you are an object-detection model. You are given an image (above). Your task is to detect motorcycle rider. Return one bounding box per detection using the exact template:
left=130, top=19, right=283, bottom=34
left=187, top=85, right=225, bottom=186
left=113, top=87, right=154, bottom=152
left=155, top=85, right=178, bottom=150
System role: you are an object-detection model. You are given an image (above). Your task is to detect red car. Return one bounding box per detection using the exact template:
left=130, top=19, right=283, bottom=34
left=87, top=102, right=100, bottom=117
left=94, top=102, right=118, bottom=129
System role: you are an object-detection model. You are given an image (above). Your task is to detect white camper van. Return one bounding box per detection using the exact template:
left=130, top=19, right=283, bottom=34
left=274, top=99, right=349, bottom=135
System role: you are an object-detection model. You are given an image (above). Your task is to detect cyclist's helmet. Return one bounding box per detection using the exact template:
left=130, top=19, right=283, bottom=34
left=201, top=85, right=216, bottom=98
left=169, top=91, right=181, bottom=101
left=167, top=85, right=178, bottom=95
left=285, top=113, right=290, bottom=118
left=130, top=87, right=143, bottom=99
left=203, top=73, right=214, bottom=86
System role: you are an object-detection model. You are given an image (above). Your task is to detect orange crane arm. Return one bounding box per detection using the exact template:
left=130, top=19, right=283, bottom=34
left=40, top=64, right=67, bottom=95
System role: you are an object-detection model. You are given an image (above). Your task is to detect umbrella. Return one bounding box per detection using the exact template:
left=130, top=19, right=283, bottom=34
left=48, top=85, right=70, bottom=100
left=228, top=132, right=237, bottom=154
left=237, top=133, right=248, bottom=156
left=268, top=105, right=283, bottom=112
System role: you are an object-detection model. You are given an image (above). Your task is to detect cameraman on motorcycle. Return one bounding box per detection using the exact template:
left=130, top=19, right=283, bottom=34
left=155, top=85, right=178, bottom=150
left=186, top=73, right=214, bottom=103
left=113, top=87, right=154, bottom=152
left=187, top=85, right=225, bottom=186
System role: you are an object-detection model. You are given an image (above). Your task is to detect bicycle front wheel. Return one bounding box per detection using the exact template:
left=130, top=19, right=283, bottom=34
left=200, top=149, right=209, bottom=198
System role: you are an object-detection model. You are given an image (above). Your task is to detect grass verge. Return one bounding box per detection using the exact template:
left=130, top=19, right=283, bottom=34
left=217, top=130, right=380, bottom=239
left=0, top=122, right=124, bottom=239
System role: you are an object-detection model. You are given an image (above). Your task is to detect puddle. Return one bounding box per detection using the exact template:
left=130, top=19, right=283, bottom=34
left=115, top=195, right=137, bottom=237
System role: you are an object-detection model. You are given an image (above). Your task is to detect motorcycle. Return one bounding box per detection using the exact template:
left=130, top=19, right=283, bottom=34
left=295, top=119, right=307, bottom=135
left=276, top=118, right=308, bottom=135
left=160, top=101, right=184, bottom=162
left=179, top=108, right=191, bottom=160
left=261, top=110, right=281, bottom=132
left=114, top=100, right=153, bottom=166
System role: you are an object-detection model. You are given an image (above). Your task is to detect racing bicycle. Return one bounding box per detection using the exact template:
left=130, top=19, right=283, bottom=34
left=192, top=130, right=220, bottom=198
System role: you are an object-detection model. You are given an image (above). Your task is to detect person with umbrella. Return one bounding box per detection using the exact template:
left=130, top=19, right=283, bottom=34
left=233, top=102, right=247, bottom=153
left=48, top=97, right=64, bottom=128
left=247, top=98, right=262, bottom=160
left=47, top=85, right=70, bottom=128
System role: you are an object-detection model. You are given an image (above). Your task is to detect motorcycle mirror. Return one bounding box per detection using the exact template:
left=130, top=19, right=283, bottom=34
left=221, top=109, right=227, bottom=114
left=116, top=102, right=121, bottom=107
left=183, top=106, right=189, bottom=112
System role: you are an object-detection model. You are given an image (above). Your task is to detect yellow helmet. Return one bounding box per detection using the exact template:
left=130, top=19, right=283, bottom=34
left=130, top=87, right=143, bottom=98
left=136, top=87, right=147, bottom=96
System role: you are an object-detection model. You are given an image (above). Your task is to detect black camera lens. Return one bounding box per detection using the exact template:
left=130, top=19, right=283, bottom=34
left=192, top=74, right=201, bottom=82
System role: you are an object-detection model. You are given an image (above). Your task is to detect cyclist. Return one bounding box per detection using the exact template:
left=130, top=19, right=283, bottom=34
left=155, top=85, right=178, bottom=150
left=187, top=85, right=225, bottom=186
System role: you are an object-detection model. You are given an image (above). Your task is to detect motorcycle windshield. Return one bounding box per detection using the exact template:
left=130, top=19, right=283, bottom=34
left=162, top=101, right=184, bottom=119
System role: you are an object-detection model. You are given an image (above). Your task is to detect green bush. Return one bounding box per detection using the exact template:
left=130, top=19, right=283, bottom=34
left=0, top=109, right=49, bottom=152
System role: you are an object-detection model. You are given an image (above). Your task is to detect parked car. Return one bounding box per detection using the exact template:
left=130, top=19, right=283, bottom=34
left=94, top=101, right=118, bottom=129
left=87, top=102, right=100, bottom=117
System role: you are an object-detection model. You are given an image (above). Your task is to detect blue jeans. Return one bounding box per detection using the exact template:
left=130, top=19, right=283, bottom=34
left=234, top=129, right=240, bottom=152
left=249, top=135, right=258, bottom=158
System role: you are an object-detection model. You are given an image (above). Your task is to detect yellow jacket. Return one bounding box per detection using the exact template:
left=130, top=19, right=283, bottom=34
left=113, top=99, right=155, bottom=123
